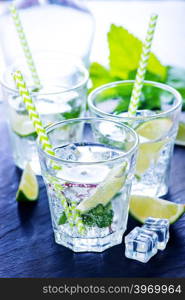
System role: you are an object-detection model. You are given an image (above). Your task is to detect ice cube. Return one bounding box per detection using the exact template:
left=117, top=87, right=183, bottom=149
left=125, top=227, right=158, bottom=263
left=56, top=144, right=81, bottom=161
left=142, top=217, right=170, bottom=250
left=136, top=109, right=157, bottom=117
left=119, top=110, right=157, bottom=118
left=93, top=150, right=120, bottom=161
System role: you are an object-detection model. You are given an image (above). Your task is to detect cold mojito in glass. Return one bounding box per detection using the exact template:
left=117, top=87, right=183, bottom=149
left=38, top=118, right=138, bottom=252
left=88, top=80, right=182, bottom=197
left=1, top=52, right=88, bottom=174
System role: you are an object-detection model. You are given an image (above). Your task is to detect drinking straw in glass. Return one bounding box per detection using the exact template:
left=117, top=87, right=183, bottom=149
left=128, top=13, right=158, bottom=116
left=13, top=70, right=85, bottom=234
left=9, top=4, right=41, bottom=88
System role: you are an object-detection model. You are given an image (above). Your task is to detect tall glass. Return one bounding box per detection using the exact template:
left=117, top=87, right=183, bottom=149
left=88, top=80, right=182, bottom=197
left=38, top=118, right=138, bottom=252
left=0, top=0, right=94, bottom=67
left=0, top=52, right=88, bottom=174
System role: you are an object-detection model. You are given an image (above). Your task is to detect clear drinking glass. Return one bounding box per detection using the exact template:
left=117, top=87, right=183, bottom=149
left=88, top=80, right=182, bottom=197
left=0, top=52, right=88, bottom=174
left=38, top=118, right=138, bottom=252
left=0, top=0, right=94, bottom=67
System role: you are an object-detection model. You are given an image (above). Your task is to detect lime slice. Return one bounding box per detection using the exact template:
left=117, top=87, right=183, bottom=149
left=136, top=118, right=172, bottom=140
left=129, top=195, right=185, bottom=224
left=16, top=163, right=39, bottom=202
left=77, top=163, right=127, bottom=213
left=136, top=140, right=167, bottom=175
left=135, top=118, right=172, bottom=175
left=10, top=110, right=36, bottom=137
left=176, top=122, right=185, bottom=146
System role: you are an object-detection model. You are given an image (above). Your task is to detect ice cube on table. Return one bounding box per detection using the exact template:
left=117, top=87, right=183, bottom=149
left=143, top=217, right=170, bottom=250
left=125, top=227, right=158, bottom=263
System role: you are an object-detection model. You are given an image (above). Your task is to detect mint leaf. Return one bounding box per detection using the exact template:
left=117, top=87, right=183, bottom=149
left=166, top=66, right=185, bottom=109
left=108, top=24, right=167, bottom=80
left=89, top=24, right=167, bottom=93
left=113, top=72, right=162, bottom=115
left=128, top=69, right=163, bottom=82
left=62, top=98, right=81, bottom=119
left=62, top=107, right=81, bottom=119
left=89, top=62, right=116, bottom=92
left=166, top=66, right=185, bottom=89
left=82, top=203, right=114, bottom=228
left=89, top=24, right=185, bottom=113
left=58, top=212, right=67, bottom=225
left=58, top=203, right=114, bottom=228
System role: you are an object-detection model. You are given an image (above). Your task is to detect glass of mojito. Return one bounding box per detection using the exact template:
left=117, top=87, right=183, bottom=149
left=0, top=52, right=88, bottom=174
left=37, top=118, right=138, bottom=252
left=88, top=80, right=182, bottom=197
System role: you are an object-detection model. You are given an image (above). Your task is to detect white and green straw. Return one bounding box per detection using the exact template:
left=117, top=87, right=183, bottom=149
left=9, top=4, right=41, bottom=88
left=13, top=70, right=85, bottom=235
left=128, top=13, right=158, bottom=116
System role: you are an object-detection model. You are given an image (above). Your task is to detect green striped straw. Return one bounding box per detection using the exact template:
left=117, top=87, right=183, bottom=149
left=13, top=70, right=85, bottom=235
left=128, top=13, right=158, bottom=116
left=9, top=3, right=41, bottom=88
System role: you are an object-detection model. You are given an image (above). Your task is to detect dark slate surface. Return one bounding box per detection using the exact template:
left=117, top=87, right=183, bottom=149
left=0, top=105, right=185, bottom=278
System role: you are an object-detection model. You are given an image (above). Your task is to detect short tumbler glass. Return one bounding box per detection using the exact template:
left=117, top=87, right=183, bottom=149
left=88, top=80, right=182, bottom=197
left=38, top=118, right=138, bottom=252
left=0, top=52, right=88, bottom=174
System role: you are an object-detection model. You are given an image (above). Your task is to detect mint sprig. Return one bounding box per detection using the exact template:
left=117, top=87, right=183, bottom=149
left=82, top=203, right=114, bottom=228
left=108, top=24, right=166, bottom=80
left=58, top=203, right=114, bottom=228
left=89, top=24, right=185, bottom=109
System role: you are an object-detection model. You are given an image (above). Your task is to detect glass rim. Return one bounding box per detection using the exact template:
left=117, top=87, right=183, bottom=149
left=37, top=117, right=139, bottom=165
left=88, top=80, right=182, bottom=121
left=0, top=51, right=89, bottom=96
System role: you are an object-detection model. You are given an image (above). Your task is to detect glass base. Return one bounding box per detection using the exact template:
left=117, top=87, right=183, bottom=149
left=54, top=227, right=126, bottom=252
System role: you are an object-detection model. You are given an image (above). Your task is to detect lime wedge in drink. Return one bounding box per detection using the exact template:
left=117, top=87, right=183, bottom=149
left=16, top=163, right=39, bottom=202
left=136, top=140, right=166, bottom=175
left=77, top=163, right=127, bottom=213
left=135, top=118, right=172, bottom=175
left=129, top=195, right=185, bottom=224
left=136, top=118, right=172, bottom=140
left=10, top=110, right=36, bottom=138
left=176, top=122, right=185, bottom=146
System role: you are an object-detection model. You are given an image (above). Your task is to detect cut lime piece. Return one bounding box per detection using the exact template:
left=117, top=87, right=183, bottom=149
left=77, top=163, right=127, bottom=213
left=135, top=118, right=172, bottom=175
left=176, top=122, right=185, bottom=146
left=136, top=118, right=172, bottom=140
left=136, top=140, right=167, bottom=175
left=16, top=163, right=39, bottom=202
left=129, top=195, right=185, bottom=224
left=10, top=110, right=36, bottom=138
